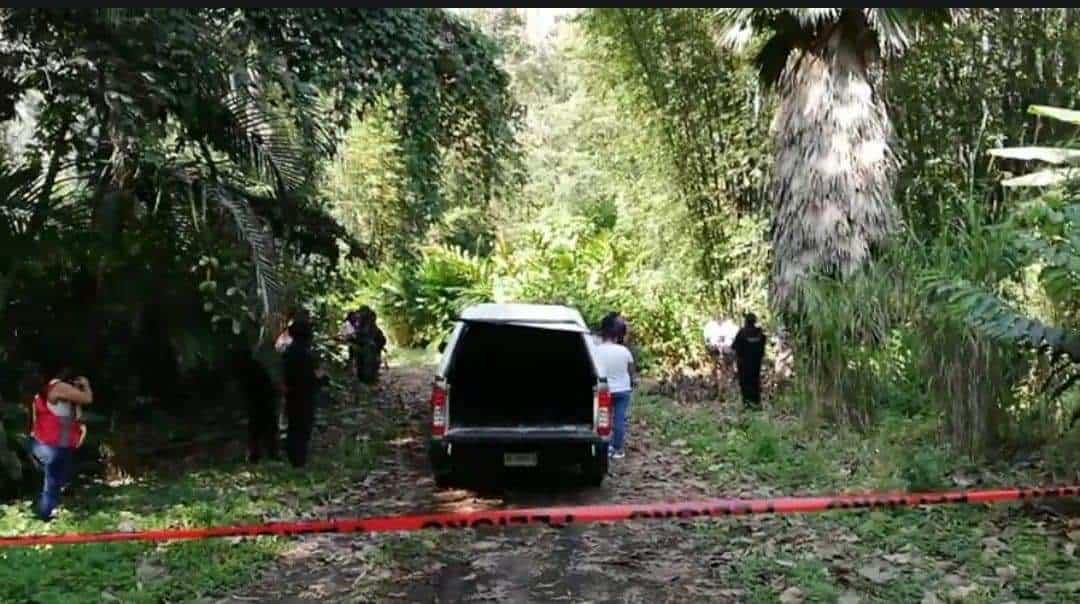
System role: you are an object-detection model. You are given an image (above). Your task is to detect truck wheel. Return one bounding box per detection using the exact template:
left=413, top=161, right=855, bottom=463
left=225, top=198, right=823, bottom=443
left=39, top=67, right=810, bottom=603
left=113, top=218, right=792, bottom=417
left=433, top=464, right=455, bottom=489
left=584, top=450, right=608, bottom=486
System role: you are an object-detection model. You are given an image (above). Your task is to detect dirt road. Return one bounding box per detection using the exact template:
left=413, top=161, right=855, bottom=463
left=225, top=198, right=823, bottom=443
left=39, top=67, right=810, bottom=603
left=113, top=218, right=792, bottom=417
left=228, top=366, right=736, bottom=603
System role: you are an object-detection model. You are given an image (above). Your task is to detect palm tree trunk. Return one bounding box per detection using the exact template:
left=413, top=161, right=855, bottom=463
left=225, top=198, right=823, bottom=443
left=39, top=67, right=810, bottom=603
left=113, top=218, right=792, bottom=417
left=770, top=26, right=900, bottom=311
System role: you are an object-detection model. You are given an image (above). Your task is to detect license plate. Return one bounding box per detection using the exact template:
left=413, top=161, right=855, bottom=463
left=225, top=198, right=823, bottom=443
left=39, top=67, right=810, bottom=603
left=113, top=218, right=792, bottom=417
left=503, top=452, right=538, bottom=467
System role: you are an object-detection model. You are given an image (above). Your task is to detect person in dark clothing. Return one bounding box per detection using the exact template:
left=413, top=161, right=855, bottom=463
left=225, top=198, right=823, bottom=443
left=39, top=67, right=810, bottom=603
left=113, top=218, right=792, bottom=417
left=732, top=313, right=767, bottom=408
left=282, top=318, right=322, bottom=467
left=230, top=349, right=279, bottom=463
left=354, top=307, right=387, bottom=385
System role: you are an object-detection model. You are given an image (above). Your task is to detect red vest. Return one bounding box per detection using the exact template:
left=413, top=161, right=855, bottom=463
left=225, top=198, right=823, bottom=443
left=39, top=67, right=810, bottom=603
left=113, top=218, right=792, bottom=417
left=31, top=381, right=86, bottom=448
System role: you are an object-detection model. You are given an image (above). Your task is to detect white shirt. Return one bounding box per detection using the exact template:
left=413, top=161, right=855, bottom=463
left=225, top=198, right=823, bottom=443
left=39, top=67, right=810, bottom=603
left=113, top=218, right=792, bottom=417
left=704, top=319, right=738, bottom=351
left=274, top=328, right=293, bottom=353
left=338, top=320, right=356, bottom=339
left=45, top=380, right=78, bottom=418
left=595, top=341, right=634, bottom=393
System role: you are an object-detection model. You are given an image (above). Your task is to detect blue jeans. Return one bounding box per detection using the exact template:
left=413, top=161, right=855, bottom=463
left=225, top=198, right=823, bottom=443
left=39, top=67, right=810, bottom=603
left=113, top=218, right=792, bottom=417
left=611, top=391, right=632, bottom=453
left=30, top=439, right=75, bottom=520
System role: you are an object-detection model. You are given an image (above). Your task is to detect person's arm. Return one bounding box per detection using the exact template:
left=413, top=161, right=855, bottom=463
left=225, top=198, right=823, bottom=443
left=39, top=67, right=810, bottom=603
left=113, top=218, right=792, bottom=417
left=626, top=347, right=639, bottom=389
left=48, top=380, right=93, bottom=405
left=275, top=330, right=292, bottom=352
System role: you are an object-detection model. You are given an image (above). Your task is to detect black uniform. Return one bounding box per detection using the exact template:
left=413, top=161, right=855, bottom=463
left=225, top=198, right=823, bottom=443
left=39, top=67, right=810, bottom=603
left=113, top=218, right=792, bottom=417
left=231, top=351, right=279, bottom=463
left=355, top=324, right=387, bottom=385
left=732, top=324, right=766, bottom=407
left=282, top=331, right=320, bottom=468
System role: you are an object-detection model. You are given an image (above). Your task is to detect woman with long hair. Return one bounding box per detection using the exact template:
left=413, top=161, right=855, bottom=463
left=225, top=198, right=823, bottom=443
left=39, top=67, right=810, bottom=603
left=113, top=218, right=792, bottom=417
left=595, top=314, right=636, bottom=459
left=26, top=366, right=93, bottom=520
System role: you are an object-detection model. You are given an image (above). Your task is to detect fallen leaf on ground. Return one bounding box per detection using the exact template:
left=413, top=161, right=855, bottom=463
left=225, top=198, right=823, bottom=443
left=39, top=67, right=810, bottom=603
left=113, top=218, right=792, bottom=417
left=1051, top=580, right=1080, bottom=593
left=857, top=563, right=897, bottom=585
left=996, top=565, right=1017, bottom=582
left=947, top=584, right=979, bottom=602
left=838, top=592, right=861, bottom=604
left=136, top=558, right=167, bottom=586
left=921, top=592, right=941, bottom=604
left=883, top=552, right=912, bottom=565
left=778, top=586, right=804, bottom=604
left=943, top=574, right=966, bottom=586
left=1066, top=530, right=1080, bottom=543
left=951, top=474, right=975, bottom=487
left=1065, top=543, right=1076, bottom=558
left=981, top=536, right=1008, bottom=551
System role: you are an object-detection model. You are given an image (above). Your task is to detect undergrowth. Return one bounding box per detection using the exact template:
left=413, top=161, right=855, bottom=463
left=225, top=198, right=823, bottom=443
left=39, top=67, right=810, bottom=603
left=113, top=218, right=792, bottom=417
left=0, top=379, right=394, bottom=603
left=636, top=393, right=1080, bottom=602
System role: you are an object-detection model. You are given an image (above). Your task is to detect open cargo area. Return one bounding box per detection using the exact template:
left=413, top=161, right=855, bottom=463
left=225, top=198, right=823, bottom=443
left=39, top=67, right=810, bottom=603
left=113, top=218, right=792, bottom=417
left=446, top=322, right=596, bottom=429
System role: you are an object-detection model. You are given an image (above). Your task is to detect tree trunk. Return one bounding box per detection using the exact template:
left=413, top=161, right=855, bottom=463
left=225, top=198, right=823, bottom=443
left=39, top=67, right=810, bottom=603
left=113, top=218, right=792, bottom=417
left=770, top=25, right=900, bottom=311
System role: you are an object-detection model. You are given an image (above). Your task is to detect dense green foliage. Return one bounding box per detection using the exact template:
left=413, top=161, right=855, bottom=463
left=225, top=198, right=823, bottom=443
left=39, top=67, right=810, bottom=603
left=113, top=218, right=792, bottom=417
left=1, top=7, right=1078, bottom=488
left=0, top=8, right=517, bottom=489
left=0, top=8, right=1078, bottom=601
left=339, top=9, right=1079, bottom=455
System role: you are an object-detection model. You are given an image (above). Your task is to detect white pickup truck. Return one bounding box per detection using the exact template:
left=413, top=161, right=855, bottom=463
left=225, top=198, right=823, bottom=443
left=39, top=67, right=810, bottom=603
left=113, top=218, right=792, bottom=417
left=427, top=303, right=612, bottom=486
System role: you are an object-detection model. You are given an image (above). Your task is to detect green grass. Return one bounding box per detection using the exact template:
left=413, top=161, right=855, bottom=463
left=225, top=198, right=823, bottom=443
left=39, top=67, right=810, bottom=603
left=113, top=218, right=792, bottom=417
left=636, top=394, right=1080, bottom=603
left=0, top=389, right=393, bottom=603
left=386, top=345, right=441, bottom=368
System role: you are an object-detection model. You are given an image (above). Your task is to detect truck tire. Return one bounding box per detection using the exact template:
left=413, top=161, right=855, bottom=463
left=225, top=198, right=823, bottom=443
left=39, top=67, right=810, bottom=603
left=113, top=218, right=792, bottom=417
left=433, top=464, right=455, bottom=489
left=584, top=448, right=608, bottom=486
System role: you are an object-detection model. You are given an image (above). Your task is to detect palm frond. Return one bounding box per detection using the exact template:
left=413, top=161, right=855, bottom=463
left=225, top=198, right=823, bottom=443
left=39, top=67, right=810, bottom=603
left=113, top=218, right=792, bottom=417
left=714, top=8, right=758, bottom=50
left=989, top=147, right=1080, bottom=165
left=1029, top=104, right=1080, bottom=126
left=788, top=8, right=844, bottom=28
left=753, top=29, right=798, bottom=90
left=1001, top=168, right=1079, bottom=188
left=205, top=184, right=282, bottom=325
left=217, top=83, right=310, bottom=193
left=865, top=9, right=952, bottom=57
left=921, top=273, right=1080, bottom=363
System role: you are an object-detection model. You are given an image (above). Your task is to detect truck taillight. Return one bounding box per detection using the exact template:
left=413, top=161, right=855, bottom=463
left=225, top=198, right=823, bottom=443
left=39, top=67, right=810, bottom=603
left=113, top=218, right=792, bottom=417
left=596, top=387, right=612, bottom=437
left=431, top=383, right=447, bottom=437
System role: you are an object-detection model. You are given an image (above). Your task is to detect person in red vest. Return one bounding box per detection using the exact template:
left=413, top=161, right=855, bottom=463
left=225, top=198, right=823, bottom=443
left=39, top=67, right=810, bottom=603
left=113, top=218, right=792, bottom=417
left=27, top=367, right=93, bottom=521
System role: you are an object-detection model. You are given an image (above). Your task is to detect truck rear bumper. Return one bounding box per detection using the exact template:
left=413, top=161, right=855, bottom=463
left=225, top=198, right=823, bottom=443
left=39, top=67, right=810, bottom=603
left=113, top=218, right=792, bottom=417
left=430, top=429, right=607, bottom=471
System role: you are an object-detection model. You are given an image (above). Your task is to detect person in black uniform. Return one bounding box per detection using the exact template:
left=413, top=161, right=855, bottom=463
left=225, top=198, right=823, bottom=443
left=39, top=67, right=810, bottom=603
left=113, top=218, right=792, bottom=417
left=230, top=348, right=280, bottom=463
left=732, top=312, right=766, bottom=408
left=354, top=306, right=387, bottom=385
left=282, top=317, right=323, bottom=467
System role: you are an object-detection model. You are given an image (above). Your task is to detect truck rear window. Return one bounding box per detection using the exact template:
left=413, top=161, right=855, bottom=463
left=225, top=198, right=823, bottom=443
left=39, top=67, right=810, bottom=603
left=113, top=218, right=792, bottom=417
left=447, top=322, right=596, bottom=428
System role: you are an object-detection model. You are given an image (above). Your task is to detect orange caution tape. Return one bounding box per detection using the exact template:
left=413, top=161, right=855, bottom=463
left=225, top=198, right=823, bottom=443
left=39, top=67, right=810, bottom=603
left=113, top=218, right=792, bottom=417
left=2, top=485, right=1077, bottom=548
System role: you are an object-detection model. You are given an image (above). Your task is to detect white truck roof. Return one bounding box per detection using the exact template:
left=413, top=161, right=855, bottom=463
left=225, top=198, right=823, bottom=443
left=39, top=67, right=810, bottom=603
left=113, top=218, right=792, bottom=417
left=438, top=303, right=601, bottom=377
left=459, top=303, right=588, bottom=329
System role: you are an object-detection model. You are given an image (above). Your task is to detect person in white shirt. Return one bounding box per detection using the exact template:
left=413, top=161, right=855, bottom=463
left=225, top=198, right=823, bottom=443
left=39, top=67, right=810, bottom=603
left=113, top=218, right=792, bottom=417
left=595, top=314, right=636, bottom=459
left=275, top=307, right=300, bottom=353
left=703, top=318, right=739, bottom=399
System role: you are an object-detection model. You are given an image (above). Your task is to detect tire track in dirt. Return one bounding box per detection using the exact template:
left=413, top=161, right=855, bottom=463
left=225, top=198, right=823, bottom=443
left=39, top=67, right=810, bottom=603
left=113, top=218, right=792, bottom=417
left=228, top=366, right=736, bottom=603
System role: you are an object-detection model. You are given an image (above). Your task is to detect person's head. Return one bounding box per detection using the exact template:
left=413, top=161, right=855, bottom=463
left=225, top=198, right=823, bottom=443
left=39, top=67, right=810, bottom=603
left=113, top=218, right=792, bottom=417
left=346, top=310, right=359, bottom=325
left=288, top=318, right=315, bottom=347
left=600, top=313, right=627, bottom=343
left=744, top=312, right=758, bottom=328
left=358, top=305, right=375, bottom=323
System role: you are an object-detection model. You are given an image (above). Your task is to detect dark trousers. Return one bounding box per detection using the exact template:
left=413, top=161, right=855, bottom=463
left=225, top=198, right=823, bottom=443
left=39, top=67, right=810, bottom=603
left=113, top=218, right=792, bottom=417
left=737, top=362, right=762, bottom=406
left=285, top=393, right=315, bottom=467
left=247, top=399, right=279, bottom=463
left=31, top=439, right=75, bottom=520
